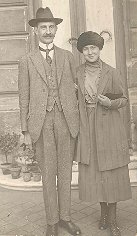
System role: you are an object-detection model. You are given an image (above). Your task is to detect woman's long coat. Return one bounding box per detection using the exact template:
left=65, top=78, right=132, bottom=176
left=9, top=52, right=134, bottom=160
left=75, top=61, right=130, bottom=171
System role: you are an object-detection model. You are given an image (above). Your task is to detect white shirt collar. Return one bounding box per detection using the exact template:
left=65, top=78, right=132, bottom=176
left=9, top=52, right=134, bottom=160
left=39, top=42, right=54, bottom=60
left=39, top=41, right=54, bottom=50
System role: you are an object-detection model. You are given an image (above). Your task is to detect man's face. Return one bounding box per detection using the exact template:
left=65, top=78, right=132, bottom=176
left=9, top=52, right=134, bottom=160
left=34, top=21, right=57, bottom=44
left=83, top=45, right=100, bottom=63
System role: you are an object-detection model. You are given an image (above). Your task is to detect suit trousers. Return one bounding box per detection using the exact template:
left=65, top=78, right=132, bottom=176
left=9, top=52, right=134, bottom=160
left=35, top=104, right=75, bottom=225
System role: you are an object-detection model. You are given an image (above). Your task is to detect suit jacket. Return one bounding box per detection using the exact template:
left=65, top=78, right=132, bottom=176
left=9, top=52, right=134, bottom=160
left=18, top=46, right=79, bottom=143
left=75, top=61, right=130, bottom=171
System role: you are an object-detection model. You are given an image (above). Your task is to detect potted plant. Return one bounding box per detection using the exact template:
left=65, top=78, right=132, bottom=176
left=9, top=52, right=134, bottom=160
left=10, top=153, right=22, bottom=179
left=26, top=148, right=39, bottom=174
left=16, top=144, right=41, bottom=182
left=32, top=171, right=41, bottom=182
left=22, top=164, right=32, bottom=182
left=31, top=163, right=41, bottom=182
left=17, top=147, right=32, bottom=182
left=0, top=132, right=20, bottom=175
left=24, top=147, right=41, bottom=182
left=26, top=146, right=41, bottom=182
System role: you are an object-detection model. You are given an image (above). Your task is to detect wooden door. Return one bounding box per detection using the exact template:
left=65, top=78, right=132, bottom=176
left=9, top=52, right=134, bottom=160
left=0, top=0, right=41, bottom=134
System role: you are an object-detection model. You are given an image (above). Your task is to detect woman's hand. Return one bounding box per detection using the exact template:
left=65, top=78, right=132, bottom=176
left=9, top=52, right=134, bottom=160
left=98, top=94, right=111, bottom=108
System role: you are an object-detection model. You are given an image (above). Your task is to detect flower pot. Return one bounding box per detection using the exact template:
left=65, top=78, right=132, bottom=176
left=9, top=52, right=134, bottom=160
left=32, top=172, right=41, bottom=182
left=23, top=171, right=31, bottom=182
left=27, top=163, right=39, bottom=173
left=10, top=166, right=21, bottom=179
left=21, top=165, right=28, bottom=173
left=0, top=163, right=11, bottom=175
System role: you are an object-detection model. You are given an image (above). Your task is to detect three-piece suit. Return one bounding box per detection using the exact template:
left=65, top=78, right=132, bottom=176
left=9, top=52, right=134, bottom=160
left=18, top=45, right=79, bottom=225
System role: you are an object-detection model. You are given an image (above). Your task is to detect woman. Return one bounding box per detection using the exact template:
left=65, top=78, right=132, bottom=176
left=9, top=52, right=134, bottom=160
left=76, top=31, right=132, bottom=236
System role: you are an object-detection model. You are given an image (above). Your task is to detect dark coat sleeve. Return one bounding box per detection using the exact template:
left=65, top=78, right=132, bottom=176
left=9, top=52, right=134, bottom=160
left=108, top=69, right=128, bottom=110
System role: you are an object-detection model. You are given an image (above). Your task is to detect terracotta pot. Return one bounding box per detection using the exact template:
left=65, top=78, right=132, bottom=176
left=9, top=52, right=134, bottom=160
left=32, top=172, right=41, bottom=182
left=0, top=163, right=11, bottom=175
left=10, top=166, right=21, bottom=179
left=23, top=171, right=31, bottom=182
left=27, top=163, right=39, bottom=173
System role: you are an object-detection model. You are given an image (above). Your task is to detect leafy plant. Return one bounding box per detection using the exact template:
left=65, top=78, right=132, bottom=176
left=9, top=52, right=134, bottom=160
left=18, top=146, right=35, bottom=164
left=17, top=144, right=37, bottom=171
left=0, top=132, right=20, bottom=163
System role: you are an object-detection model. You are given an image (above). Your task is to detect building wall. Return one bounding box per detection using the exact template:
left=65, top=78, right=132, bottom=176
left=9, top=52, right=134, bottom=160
left=42, top=0, right=72, bottom=52
left=42, top=0, right=116, bottom=67
left=85, top=0, right=116, bottom=67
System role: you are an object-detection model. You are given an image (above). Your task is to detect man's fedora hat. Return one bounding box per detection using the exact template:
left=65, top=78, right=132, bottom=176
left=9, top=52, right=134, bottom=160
left=28, top=7, right=63, bottom=27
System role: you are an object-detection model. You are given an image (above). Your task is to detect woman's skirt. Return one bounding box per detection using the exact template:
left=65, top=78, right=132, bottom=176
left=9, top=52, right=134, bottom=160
left=78, top=107, right=132, bottom=203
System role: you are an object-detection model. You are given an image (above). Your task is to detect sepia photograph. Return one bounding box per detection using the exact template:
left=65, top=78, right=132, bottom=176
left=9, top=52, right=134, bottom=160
left=0, top=0, right=136, bottom=235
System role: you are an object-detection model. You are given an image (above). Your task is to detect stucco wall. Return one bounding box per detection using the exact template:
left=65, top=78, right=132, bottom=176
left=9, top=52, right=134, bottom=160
left=42, top=0, right=72, bottom=52
left=42, top=0, right=116, bottom=67
left=85, top=0, right=116, bottom=67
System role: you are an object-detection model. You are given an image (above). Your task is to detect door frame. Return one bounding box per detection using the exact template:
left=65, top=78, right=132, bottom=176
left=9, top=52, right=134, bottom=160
left=69, top=0, right=87, bottom=67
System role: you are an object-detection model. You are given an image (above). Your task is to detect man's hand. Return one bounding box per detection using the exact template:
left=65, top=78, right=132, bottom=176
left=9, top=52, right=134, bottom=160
left=98, top=94, right=111, bottom=108
left=22, top=131, right=32, bottom=150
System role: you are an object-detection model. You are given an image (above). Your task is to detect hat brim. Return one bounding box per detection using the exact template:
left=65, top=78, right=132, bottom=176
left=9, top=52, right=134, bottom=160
left=28, top=18, right=63, bottom=27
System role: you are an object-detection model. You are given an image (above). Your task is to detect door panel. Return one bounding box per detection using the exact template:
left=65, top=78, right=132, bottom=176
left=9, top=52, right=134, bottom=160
left=0, top=0, right=27, bottom=5
left=0, top=96, right=19, bottom=111
left=0, top=37, right=28, bottom=63
left=0, top=7, right=28, bottom=33
left=0, top=65, right=18, bottom=93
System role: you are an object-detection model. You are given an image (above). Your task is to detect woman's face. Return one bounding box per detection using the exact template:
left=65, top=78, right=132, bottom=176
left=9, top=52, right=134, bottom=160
left=83, top=45, right=100, bottom=63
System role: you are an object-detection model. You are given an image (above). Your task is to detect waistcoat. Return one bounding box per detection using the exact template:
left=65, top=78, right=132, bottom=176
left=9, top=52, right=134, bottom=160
left=42, top=54, right=62, bottom=112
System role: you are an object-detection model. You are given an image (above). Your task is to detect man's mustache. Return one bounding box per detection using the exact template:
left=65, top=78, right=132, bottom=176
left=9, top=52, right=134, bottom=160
left=44, top=34, right=54, bottom=37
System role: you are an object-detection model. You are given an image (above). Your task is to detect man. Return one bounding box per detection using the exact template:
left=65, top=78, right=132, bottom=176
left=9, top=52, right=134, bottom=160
left=18, top=7, right=81, bottom=236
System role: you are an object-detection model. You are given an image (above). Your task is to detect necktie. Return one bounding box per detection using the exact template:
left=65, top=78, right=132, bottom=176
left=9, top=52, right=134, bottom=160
left=39, top=46, right=54, bottom=65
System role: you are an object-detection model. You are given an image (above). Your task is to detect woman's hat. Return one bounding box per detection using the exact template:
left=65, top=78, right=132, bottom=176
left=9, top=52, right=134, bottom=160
left=77, top=31, right=104, bottom=53
left=28, top=7, right=63, bottom=27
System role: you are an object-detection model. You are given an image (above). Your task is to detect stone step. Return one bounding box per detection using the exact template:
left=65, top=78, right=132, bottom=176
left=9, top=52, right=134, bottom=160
left=0, top=162, right=78, bottom=191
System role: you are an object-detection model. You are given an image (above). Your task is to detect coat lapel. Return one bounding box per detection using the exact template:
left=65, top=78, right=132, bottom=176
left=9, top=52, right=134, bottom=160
left=29, top=50, right=48, bottom=85
left=97, top=62, right=110, bottom=94
left=54, top=46, right=65, bottom=85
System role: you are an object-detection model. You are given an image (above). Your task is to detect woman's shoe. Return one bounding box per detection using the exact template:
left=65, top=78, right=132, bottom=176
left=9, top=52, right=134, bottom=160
left=99, top=202, right=108, bottom=230
left=46, top=223, right=58, bottom=236
left=108, top=203, right=121, bottom=236
left=109, top=221, right=121, bottom=236
left=99, top=214, right=108, bottom=230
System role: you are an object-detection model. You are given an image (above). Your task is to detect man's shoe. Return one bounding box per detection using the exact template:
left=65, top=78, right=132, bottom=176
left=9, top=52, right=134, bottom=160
left=46, top=223, right=58, bottom=236
left=59, top=219, right=81, bottom=235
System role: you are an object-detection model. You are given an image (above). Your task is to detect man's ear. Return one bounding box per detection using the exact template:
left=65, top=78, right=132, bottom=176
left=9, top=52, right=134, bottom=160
left=34, top=26, right=38, bottom=35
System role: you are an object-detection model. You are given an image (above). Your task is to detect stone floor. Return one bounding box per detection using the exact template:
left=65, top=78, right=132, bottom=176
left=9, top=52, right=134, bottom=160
left=0, top=186, right=136, bottom=236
